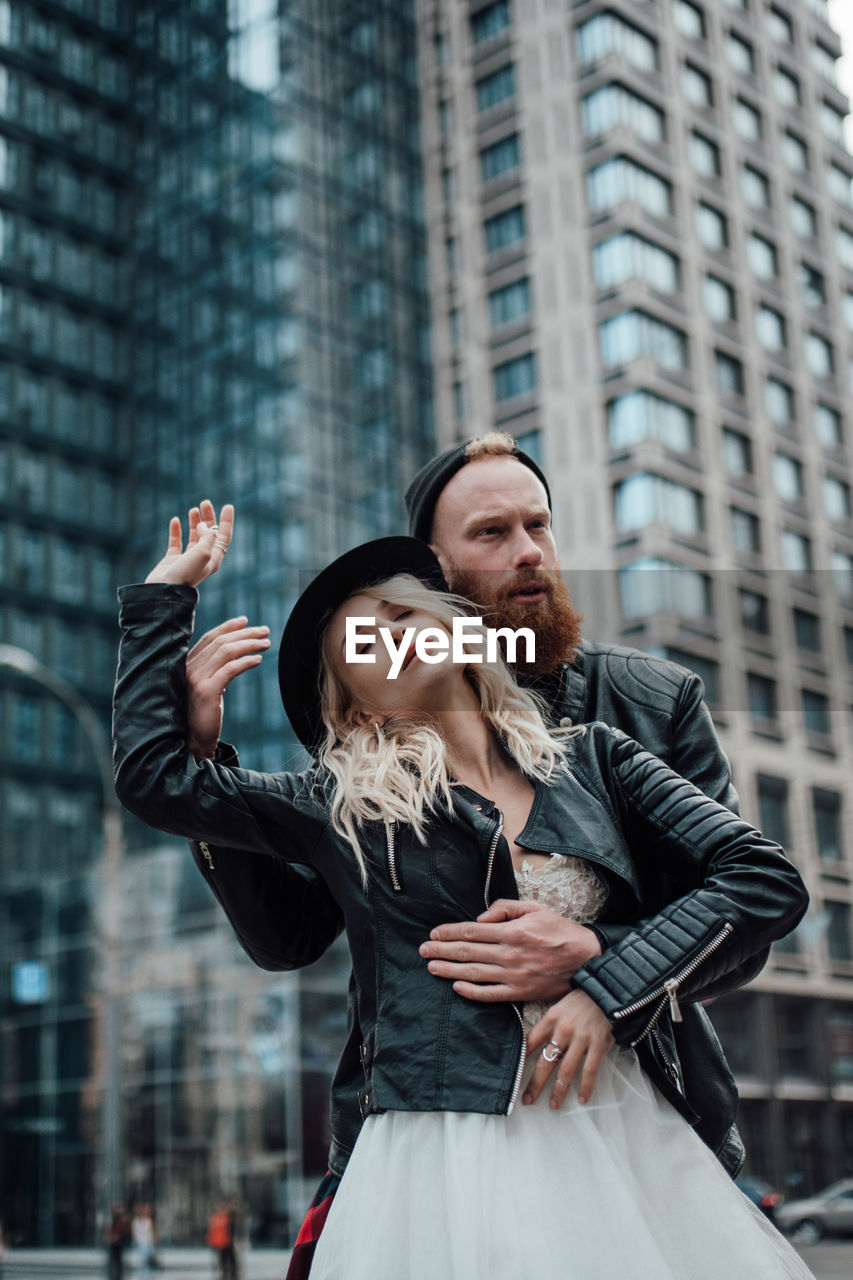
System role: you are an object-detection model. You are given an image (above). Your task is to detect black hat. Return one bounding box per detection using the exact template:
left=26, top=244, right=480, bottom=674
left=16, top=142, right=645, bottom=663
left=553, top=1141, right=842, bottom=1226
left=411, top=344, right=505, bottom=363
left=279, top=536, right=448, bottom=753
left=404, top=439, right=551, bottom=542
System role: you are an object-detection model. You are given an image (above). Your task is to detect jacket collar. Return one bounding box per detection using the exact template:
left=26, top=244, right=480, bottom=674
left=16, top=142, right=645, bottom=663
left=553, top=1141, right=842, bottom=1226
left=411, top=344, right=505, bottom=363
left=518, top=642, right=588, bottom=725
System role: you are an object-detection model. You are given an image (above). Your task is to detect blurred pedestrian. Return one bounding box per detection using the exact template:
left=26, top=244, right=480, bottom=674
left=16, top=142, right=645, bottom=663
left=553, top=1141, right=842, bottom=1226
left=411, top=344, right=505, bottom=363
left=206, top=1198, right=239, bottom=1279
left=105, top=1203, right=131, bottom=1280
left=131, top=1202, right=157, bottom=1275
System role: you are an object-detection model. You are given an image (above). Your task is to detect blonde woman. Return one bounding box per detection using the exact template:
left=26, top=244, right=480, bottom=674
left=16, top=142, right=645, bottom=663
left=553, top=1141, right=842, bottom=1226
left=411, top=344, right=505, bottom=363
left=113, top=507, right=812, bottom=1280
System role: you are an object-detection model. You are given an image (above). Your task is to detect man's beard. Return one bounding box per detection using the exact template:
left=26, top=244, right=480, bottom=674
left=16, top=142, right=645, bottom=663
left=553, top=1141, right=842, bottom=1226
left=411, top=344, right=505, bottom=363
left=448, top=567, right=583, bottom=674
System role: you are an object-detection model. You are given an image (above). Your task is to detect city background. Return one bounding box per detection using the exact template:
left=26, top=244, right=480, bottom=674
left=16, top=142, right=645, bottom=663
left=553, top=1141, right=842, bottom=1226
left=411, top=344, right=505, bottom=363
left=2, top=0, right=853, bottom=1256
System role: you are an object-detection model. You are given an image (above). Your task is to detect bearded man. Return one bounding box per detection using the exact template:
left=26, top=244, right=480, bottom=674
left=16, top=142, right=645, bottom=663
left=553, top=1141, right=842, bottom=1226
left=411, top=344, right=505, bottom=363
left=179, top=433, right=767, bottom=1280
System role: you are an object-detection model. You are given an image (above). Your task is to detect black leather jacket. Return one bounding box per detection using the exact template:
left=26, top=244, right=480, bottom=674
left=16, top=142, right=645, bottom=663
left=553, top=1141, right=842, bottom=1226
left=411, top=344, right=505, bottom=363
left=114, top=585, right=808, bottom=1179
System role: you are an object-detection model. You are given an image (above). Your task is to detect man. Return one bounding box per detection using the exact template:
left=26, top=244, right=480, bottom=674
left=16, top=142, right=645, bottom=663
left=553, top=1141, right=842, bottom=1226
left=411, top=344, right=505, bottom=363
left=183, top=434, right=771, bottom=1278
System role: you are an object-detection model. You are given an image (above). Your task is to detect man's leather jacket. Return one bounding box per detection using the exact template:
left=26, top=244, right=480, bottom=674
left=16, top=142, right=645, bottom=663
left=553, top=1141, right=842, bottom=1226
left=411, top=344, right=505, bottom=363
left=114, top=587, right=809, bottom=1178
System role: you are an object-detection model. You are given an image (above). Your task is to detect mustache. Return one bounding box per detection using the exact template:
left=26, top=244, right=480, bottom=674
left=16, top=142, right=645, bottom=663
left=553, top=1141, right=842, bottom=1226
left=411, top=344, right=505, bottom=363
left=493, top=569, right=556, bottom=605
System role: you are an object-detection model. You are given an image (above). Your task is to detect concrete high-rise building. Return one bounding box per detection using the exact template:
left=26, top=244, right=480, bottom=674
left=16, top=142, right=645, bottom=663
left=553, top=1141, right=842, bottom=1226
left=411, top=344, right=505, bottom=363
left=417, top=0, right=853, bottom=1190
left=0, top=0, right=430, bottom=1245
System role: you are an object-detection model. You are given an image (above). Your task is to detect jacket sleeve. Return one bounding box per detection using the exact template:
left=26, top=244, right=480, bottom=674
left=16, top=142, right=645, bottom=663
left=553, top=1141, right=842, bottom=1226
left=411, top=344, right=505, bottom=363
left=113, top=583, right=330, bottom=865
left=187, top=743, right=344, bottom=971
left=572, top=726, right=808, bottom=1046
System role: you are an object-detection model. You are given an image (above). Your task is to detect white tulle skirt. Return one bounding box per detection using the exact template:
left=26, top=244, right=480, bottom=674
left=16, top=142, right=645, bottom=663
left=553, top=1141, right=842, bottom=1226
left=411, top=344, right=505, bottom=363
left=310, top=1046, right=813, bottom=1280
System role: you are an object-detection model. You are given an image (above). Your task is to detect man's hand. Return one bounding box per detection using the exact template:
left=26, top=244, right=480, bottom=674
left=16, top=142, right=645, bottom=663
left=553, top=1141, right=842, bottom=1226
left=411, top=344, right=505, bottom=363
left=523, top=989, right=614, bottom=1108
left=186, top=618, right=271, bottom=759
left=419, top=899, right=602, bottom=1002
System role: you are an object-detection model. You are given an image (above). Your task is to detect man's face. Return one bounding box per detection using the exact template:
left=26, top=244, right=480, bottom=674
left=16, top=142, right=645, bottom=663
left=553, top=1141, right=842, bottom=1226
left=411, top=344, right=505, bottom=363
left=430, top=456, right=581, bottom=672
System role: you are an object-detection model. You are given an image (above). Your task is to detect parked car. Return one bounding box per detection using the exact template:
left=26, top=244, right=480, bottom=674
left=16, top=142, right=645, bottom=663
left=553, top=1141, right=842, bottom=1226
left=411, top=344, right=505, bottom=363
left=775, top=1178, right=853, bottom=1244
left=735, top=1175, right=783, bottom=1222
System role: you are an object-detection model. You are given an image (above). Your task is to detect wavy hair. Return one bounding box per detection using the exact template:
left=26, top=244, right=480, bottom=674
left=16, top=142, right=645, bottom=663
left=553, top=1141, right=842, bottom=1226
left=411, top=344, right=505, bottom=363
left=316, top=573, right=572, bottom=880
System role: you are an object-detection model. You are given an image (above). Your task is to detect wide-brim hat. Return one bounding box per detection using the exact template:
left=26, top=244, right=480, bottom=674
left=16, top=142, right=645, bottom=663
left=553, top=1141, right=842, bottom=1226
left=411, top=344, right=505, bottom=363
left=279, top=536, right=448, bottom=753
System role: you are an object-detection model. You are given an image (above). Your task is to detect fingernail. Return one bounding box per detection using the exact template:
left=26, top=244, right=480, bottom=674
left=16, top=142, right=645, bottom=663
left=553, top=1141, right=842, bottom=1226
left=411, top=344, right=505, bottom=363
left=522, top=1092, right=532, bottom=1106
left=549, top=1098, right=558, bottom=1110
left=430, top=928, right=439, bottom=940
left=419, top=944, right=429, bottom=956
left=579, top=1094, right=588, bottom=1105
left=428, top=962, right=439, bottom=973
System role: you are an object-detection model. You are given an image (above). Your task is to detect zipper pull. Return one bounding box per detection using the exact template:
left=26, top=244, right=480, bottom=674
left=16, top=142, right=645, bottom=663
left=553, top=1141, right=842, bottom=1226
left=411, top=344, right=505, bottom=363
left=199, top=841, right=215, bottom=871
left=664, top=978, right=682, bottom=1023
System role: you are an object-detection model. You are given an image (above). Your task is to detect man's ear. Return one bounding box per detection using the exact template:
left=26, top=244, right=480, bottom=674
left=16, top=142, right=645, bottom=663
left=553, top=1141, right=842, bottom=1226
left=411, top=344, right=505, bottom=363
left=429, top=540, right=451, bottom=578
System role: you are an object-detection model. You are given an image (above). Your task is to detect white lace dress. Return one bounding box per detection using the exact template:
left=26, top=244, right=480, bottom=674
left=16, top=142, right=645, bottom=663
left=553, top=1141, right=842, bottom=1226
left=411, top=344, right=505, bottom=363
left=310, top=855, right=814, bottom=1280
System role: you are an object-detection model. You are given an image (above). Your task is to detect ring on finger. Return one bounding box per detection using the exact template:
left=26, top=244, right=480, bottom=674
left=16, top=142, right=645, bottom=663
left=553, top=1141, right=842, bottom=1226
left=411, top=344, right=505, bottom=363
left=553, top=1078, right=570, bottom=1090
left=542, top=1041, right=563, bottom=1063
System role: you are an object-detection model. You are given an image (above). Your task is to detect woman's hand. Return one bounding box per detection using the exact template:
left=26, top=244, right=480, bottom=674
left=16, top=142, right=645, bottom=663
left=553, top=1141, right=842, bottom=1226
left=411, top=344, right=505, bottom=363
left=185, top=617, right=271, bottom=759
left=523, top=988, right=615, bottom=1110
left=145, top=500, right=234, bottom=586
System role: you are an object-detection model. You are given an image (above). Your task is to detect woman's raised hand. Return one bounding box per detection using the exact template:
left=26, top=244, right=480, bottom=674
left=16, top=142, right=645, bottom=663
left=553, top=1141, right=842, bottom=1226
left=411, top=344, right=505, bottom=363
left=523, top=989, right=615, bottom=1110
left=145, top=500, right=234, bottom=586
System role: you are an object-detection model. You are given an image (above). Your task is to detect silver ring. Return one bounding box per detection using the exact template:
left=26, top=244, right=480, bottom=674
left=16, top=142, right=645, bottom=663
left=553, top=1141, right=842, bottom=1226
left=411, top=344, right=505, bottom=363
left=553, top=1078, right=569, bottom=1090
left=542, top=1041, right=563, bottom=1063
left=214, top=539, right=229, bottom=553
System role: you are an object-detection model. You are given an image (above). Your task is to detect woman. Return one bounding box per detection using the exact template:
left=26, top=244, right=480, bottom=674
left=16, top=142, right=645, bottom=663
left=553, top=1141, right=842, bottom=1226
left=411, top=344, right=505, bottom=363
left=114, top=505, right=812, bottom=1279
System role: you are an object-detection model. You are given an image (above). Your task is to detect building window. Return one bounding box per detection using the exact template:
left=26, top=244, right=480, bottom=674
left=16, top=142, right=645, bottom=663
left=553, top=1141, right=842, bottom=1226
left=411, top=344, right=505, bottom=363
left=488, top=277, right=530, bottom=327
left=471, top=1, right=510, bottom=43
left=607, top=390, right=695, bottom=451
left=820, top=101, right=847, bottom=146
left=812, top=41, right=839, bottom=87
left=703, top=274, right=736, bottom=321
left=453, top=380, right=465, bottom=423
left=733, top=98, right=762, bottom=143
left=828, top=164, right=853, bottom=208
left=739, top=587, right=770, bottom=633
left=598, top=310, right=687, bottom=370
left=480, top=132, right=520, bottom=181
left=663, top=648, right=720, bottom=704
left=587, top=155, right=672, bottom=217
left=827, top=902, right=852, bottom=961
left=756, top=304, right=787, bottom=351
left=781, top=528, right=812, bottom=572
left=689, top=132, right=720, bottom=177
left=746, top=233, right=778, bottom=279
left=726, top=34, right=755, bottom=75
left=748, top=672, right=778, bottom=722
left=575, top=13, right=658, bottom=71
left=476, top=64, right=516, bottom=111
left=619, top=557, right=711, bottom=619
left=682, top=63, right=713, bottom=107
left=740, top=164, right=770, bottom=208
left=843, top=292, right=853, bottom=332
left=834, top=549, right=853, bottom=596
left=814, top=789, right=843, bottom=862
left=774, top=67, right=800, bottom=107
left=782, top=131, right=809, bottom=171
left=729, top=506, right=760, bottom=552
left=789, top=197, right=817, bottom=239
left=767, top=7, right=794, bottom=43
left=696, top=202, right=728, bottom=248
left=764, top=382, right=794, bottom=429
left=722, top=426, right=752, bottom=474
left=824, top=475, right=852, bottom=520
left=484, top=204, right=525, bottom=253
left=715, top=350, right=744, bottom=395
left=493, top=352, right=536, bottom=400
left=838, top=227, right=853, bottom=270
left=800, top=262, right=826, bottom=308
left=614, top=474, right=703, bottom=534
left=581, top=83, right=665, bottom=144
left=802, top=688, right=830, bottom=734
left=674, top=1, right=706, bottom=40
left=794, top=609, right=821, bottom=651
left=805, top=331, right=834, bottom=378
left=592, top=232, right=679, bottom=292
left=814, top=402, right=843, bottom=446
left=757, top=774, right=788, bottom=844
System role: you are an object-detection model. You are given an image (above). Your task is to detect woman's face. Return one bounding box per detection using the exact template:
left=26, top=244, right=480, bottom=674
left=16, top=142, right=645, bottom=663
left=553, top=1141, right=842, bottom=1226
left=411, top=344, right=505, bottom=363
left=324, top=591, right=466, bottom=725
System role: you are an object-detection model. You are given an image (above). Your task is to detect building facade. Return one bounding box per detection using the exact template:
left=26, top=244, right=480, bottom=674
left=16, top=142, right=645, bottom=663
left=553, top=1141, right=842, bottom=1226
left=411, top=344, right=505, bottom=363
left=0, top=0, right=430, bottom=1245
left=416, top=0, right=853, bottom=1193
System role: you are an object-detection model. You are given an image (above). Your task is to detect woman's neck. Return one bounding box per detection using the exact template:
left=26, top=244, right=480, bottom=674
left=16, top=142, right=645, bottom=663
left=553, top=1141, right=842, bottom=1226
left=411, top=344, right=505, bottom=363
left=431, top=681, right=517, bottom=794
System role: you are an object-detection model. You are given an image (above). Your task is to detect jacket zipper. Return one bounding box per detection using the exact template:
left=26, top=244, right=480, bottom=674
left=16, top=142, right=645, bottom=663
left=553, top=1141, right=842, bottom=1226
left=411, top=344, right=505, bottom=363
left=385, top=820, right=401, bottom=892
left=199, top=841, right=215, bottom=871
left=482, top=810, right=528, bottom=1114
left=651, top=1027, right=683, bottom=1095
left=612, top=922, right=734, bottom=1047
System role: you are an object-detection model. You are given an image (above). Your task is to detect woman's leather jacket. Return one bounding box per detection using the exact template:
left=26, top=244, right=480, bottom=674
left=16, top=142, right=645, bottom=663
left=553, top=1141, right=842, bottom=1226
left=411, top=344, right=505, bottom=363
left=114, top=585, right=809, bottom=1174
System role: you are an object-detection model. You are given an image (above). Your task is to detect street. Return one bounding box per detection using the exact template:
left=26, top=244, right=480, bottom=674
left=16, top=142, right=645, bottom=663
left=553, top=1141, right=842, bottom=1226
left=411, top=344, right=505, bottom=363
left=1, top=1241, right=852, bottom=1279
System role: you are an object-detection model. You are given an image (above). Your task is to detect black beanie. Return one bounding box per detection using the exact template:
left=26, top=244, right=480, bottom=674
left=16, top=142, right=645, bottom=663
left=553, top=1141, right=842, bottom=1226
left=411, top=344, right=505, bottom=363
left=405, top=439, right=552, bottom=542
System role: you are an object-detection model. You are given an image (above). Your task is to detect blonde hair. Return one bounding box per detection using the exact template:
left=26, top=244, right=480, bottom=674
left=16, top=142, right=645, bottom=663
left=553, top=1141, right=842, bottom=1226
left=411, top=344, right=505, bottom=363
left=317, top=573, right=570, bottom=880
left=464, top=430, right=516, bottom=461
